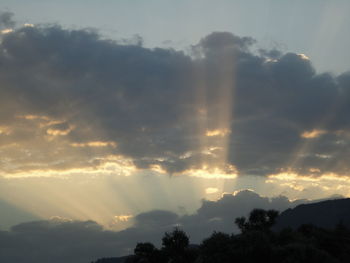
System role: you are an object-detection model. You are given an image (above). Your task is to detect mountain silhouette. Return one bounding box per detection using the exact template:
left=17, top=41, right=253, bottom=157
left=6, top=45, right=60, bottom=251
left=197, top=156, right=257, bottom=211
left=274, top=198, right=350, bottom=230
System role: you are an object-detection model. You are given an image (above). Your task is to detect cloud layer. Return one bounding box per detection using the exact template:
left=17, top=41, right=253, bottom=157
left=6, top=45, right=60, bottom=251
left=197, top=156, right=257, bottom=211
left=1, top=20, right=350, bottom=180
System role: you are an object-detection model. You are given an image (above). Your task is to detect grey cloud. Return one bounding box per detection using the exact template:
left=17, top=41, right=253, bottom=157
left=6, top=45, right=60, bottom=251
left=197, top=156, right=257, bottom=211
left=178, top=190, right=306, bottom=241
left=0, top=220, right=122, bottom=263
left=0, top=11, right=15, bottom=28
left=134, top=210, right=178, bottom=228
left=0, top=23, right=350, bottom=177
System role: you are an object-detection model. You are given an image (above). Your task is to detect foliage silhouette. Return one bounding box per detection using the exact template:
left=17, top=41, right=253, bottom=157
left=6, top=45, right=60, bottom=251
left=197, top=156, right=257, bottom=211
left=162, top=227, right=189, bottom=255
left=235, top=208, right=279, bottom=233
left=95, top=208, right=350, bottom=263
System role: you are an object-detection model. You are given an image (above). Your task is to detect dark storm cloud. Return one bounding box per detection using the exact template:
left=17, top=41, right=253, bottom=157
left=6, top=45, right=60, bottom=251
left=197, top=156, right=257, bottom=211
left=0, top=24, right=194, bottom=174
left=1, top=190, right=338, bottom=262
left=1, top=20, right=350, bottom=177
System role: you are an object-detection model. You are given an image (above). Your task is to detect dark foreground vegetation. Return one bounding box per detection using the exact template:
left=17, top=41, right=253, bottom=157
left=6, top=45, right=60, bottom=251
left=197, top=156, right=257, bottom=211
left=94, top=208, right=350, bottom=263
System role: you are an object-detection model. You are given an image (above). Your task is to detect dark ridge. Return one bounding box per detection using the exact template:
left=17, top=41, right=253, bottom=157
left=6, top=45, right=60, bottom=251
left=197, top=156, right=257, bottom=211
left=274, top=198, right=350, bottom=230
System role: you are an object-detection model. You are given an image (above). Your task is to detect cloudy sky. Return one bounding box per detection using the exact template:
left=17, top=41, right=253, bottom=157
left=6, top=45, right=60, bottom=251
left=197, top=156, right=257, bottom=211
left=1, top=0, right=350, bottom=261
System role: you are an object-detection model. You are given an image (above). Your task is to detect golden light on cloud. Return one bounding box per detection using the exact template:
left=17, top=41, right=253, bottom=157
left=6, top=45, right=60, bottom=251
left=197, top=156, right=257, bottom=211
left=265, top=58, right=278, bottom=63
left=18, top=114, right=51, bottom=121
left=181, top=164, right=237, bottom=179
left=17, top=114, right=66, bottom=125
left=205, top=187, right=219, bottom=194
left=232, top=189, right=255, bottom=196
left=266, top=171, right=350, bottom=183
left=24, top=23, right=34, bottom=27
left=301, top=129, right=326, bottom=139
left=179, top=151, right=193, bottom=159
left=266, top=171, right=350, bottom=197
left=1, top=154, right=137, bottom=178
left=206, top=128, right=231, bottom=137
left=267, top=172, right=313, bottom=182
left=70, top=141, right=117, bottom=148
left=309, top=168, right=321, bottom=173
left=114, top=215, right=133, bottom=222
left=1, top=28, right=13, bottom=34
left=0, top=126, right=12, bottom=135
left=298, top=53, right=310, bottom=60
left=201, top=146, right=222, bottom=156
left=149, top=164, right=167, bottom=174
left=46, top=126, right=74, bottom=136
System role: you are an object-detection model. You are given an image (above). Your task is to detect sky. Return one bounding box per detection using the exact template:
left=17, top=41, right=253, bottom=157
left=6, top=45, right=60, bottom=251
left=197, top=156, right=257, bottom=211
left=1, top=1, right=350, bottom=261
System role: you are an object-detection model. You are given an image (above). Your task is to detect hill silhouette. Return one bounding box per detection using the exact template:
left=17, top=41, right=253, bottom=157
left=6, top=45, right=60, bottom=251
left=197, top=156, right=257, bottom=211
left=275, top=198, right=350, bottom=230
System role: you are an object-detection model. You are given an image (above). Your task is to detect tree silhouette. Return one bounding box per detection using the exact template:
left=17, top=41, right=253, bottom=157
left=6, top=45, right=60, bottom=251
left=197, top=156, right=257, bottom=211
left=134, top=242, right=157, bottom=261
left=126, top=242, right=164, bottom=263
left=162, top=227, right=190, bottom=262
left=235, top=208, right=279, bottom=233
left=200, top=231, right=233, bottom=263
